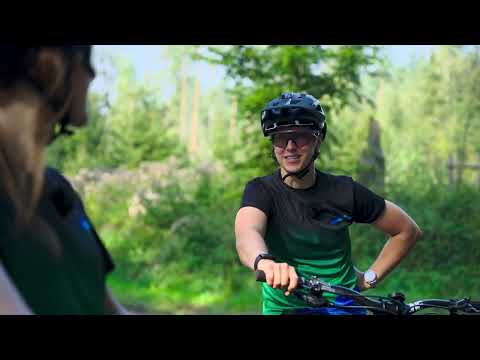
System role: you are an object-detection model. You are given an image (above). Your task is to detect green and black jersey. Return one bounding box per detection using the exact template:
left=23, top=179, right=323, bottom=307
left=241, top=169, right=385, bottom=315
left=0, top=167, right=115, bottom=315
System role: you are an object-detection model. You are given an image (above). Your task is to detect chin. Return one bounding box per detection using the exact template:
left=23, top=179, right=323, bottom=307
left=282, top=163, right=304, bottom=174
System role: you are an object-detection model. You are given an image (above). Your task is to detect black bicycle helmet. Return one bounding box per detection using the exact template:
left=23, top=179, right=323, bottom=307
left=260, top=92, right=327, bottom=139
left=261, top=92, right=327, bottom=181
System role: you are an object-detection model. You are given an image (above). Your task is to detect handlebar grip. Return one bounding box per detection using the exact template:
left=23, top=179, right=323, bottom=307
left=255, top=270, right=267, bottom=283
left=255, top=269, right=304, bottom=286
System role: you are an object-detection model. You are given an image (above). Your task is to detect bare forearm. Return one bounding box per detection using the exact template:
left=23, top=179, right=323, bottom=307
left=0, top=263, right=34, bottom=315
left=371, top=227, right=420, bottom=282
left=104, top=288, right=129, bottom=315
left=236, top=230, right=268, bottom=271
left=0, top=293, right=33, bottom=315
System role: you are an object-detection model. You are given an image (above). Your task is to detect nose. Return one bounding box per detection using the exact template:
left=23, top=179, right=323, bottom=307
left=285, top=139, right=298, bottom=150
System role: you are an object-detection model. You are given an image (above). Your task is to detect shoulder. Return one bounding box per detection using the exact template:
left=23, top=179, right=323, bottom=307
left=249, top=171, right=277, bottom=184
left=244, top=172, right=278, bottom=191
left=45, top=167, right=72, bottom=188
left=42, top=167, right=82, bottom=216
left=243, top=176, right=269, bottom=196
left=241, top=174, right=277, bottom=215
left=44, top=167, right=78, bottom=198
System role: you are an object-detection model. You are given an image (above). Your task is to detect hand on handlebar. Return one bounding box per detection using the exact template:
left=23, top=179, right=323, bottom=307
left=355, top=267, right=376, bottom=292
left=256, top=260, right=299, bottom=296
left=355, top=268, right=368, bottom=292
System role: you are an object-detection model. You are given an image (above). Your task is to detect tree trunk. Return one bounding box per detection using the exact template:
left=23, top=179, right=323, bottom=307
left=229, top=96, right=238, bottom=143
left=179, top=62, right=188, bottom=143
left=189, top=78, right=200, bottom=156
left=358, top=117, right=385, bottom=195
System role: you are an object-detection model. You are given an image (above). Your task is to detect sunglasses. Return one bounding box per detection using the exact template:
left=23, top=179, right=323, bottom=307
left=271, top=131, right=318, bottom=149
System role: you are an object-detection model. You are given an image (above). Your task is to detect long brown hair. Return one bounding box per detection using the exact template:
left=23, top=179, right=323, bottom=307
left=0, top=47, right=73, bottom=229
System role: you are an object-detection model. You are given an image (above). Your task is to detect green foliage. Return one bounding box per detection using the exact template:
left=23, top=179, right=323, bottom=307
left=47, top=58, right=186, bottom=173
left=47, top=92, right=109, bottom=172
left=48, top=46, right=480, bottom=313
left=351, top=183, right=480, bottom=270
left=198, top=45, right=383, bottom=176
left=378, top=46, right=480, bottom=187
left=201, top=46, right=381, bottom=109
left=84, top=169, right=254, bottom=313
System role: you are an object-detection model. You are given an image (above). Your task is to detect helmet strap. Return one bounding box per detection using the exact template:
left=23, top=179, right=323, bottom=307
left=273, top=136, right=321, bottom=182
left=281, top=148, right=319, bottom=182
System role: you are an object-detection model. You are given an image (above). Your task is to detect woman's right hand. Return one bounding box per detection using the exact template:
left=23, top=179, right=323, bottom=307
left=257, top=259, right=299, bottom=296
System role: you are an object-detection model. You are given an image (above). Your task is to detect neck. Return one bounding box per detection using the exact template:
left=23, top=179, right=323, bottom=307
left=0, top=91, right=50, bottom=225
left=280, top=163, right=316, bottom=189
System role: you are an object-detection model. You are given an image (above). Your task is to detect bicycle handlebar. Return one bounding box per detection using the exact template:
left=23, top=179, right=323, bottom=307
left=256, top=270, right=404, bottom=314
left=255, top=270, right=480, bottom=315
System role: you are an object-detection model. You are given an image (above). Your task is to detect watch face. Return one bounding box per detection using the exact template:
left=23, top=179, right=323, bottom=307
left=365, top=270, right=376, bottom=283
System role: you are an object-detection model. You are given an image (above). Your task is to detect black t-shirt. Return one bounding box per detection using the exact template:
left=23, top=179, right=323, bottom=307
left=0, top=167, right=115, bottom=315
left=240, top=169, right=386, bottom=314
left=241, top=169, right=385, bottom=226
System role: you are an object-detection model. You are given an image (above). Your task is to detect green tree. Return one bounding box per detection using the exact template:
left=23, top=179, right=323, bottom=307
left=47, top=91, right=110, bottom=173
left=196, top=45, right=383, bottom=191
left=48, top=56, right=187, bottom=173
left=375, top=46, right=480, bottom=190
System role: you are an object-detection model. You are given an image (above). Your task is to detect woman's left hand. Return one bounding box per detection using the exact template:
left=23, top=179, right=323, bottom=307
left=355, top=267, right=368, bottom=292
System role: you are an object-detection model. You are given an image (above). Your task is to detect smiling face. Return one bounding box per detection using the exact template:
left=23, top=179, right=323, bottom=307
left=271, top=127, right=321, bottom=174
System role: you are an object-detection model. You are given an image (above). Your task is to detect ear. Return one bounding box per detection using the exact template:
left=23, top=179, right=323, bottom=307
left=27, top=47, right=68, bottom=100
left=271, top=146, right=279, bottom=165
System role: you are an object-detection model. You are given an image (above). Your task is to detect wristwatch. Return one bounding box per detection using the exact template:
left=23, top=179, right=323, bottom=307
left=253, top=253, right=276, bottom=271
left=364, top=269, right=378, bottom=288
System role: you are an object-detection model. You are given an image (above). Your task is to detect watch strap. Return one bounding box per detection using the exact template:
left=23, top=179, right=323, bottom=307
left=254, top=253, right=276, bottom=271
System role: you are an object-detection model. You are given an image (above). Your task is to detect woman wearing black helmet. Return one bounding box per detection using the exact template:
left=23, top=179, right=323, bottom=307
left=0, top=46, right=127, bottom=314
left=235, top=92, right=422, bottom=315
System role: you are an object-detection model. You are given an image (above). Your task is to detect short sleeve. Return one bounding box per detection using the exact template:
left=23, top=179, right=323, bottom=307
left=352, top=180, right=386, bottom=223
left=69, top=186, right=116, bottom=275
left=84, top=214, right=116, bottom=274
left=45, top=167, right=116, bottom=274
left=240, top=178, right=273, bottom=217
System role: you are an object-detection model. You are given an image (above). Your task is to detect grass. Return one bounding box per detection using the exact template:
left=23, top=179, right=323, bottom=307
left=108, top=265, right=480, bottom=315
left=107, top=266, right=262, bottom=314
